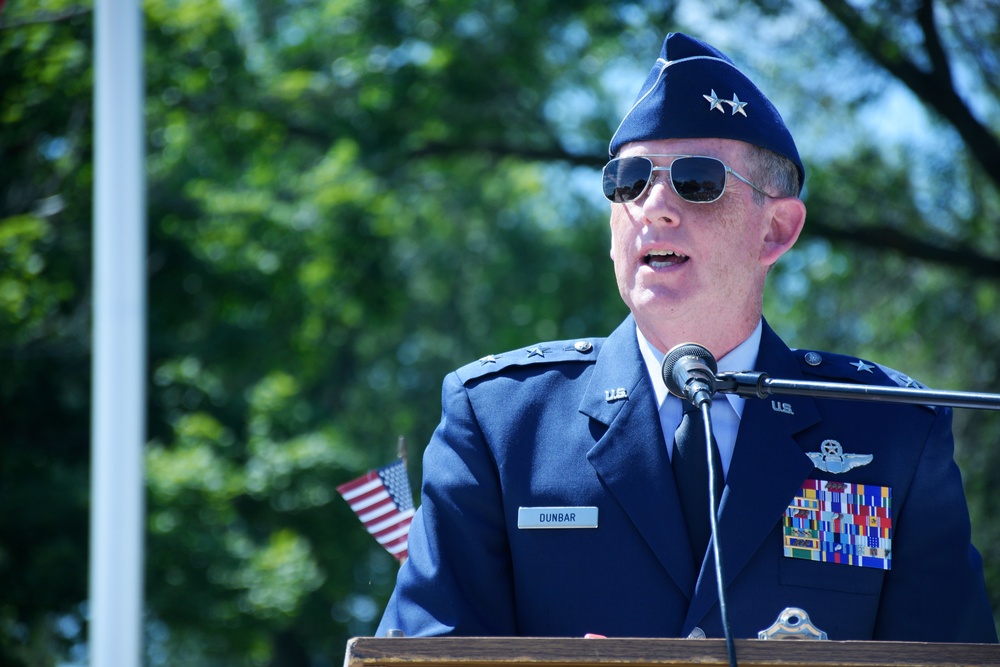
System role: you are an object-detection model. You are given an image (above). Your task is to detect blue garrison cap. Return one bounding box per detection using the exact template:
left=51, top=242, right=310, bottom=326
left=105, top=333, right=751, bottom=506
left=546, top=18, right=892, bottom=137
left=609, top=33, right=804, bottom=192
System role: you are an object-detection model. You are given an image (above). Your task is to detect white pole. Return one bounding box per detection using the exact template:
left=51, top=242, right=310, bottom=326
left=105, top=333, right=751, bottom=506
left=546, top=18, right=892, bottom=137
left=90, top=0, right=146, bottom=664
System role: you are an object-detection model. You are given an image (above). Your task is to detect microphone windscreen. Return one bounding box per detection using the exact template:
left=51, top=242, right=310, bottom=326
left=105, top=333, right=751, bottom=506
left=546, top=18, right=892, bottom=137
left=662, top=343, right=718, bottom=399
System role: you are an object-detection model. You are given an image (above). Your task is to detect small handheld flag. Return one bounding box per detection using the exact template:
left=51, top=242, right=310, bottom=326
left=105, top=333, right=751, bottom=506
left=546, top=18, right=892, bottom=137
left=337, top=458, right=415, bottom=562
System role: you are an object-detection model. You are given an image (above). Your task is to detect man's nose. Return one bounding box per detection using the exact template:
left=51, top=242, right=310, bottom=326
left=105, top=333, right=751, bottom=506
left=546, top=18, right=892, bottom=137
left=641, top=174, right=682, bottom=224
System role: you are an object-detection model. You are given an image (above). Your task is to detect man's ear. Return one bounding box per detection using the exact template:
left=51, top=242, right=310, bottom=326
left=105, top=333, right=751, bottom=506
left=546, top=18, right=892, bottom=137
left=760, top=197, right=806, bottom=267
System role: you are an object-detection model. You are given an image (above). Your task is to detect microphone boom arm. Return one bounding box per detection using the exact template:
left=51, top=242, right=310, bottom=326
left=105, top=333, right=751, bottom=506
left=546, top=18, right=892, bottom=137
left=715, top=371, right=1000, bottom=411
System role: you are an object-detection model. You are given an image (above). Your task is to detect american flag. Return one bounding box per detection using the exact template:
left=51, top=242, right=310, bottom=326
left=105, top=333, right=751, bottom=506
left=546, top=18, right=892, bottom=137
left=337, top=459, right=415, bottom=562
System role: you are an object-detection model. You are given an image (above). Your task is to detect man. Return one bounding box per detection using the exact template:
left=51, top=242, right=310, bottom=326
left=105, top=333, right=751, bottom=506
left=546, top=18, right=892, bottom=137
left=375, top=32, right=996, bottom=642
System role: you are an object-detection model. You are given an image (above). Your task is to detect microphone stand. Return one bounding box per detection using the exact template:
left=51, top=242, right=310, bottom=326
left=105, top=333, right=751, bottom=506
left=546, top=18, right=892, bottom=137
left=698, top=401, right=736, bottom=667
left=715, top=371, right=1000, bottom=410
left=661, top=344, right=736, bottom=667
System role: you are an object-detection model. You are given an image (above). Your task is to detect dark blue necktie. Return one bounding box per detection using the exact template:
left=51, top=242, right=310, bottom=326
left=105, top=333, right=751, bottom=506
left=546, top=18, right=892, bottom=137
left=672, top=402, right=724, bottom=563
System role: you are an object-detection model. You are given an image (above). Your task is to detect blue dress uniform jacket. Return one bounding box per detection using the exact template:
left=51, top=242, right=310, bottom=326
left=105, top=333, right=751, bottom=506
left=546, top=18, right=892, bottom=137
left=376, top=317, right=996, bottom=642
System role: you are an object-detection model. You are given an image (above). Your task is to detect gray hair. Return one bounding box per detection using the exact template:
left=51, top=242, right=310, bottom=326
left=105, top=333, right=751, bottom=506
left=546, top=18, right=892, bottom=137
left=744, top=144, right=801, bottom=205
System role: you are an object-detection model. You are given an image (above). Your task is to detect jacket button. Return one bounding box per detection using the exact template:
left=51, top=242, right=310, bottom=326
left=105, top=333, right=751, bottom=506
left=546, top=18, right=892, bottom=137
left=804, top=351, right=823, bottom=366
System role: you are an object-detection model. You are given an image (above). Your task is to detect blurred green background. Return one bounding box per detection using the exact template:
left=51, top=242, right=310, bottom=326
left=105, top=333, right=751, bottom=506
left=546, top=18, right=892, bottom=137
left=2, top=0, right=999, bottom=664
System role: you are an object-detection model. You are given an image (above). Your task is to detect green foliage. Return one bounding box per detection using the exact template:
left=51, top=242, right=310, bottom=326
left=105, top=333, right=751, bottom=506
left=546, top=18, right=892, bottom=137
left=1, top=0, right=999, bottom=664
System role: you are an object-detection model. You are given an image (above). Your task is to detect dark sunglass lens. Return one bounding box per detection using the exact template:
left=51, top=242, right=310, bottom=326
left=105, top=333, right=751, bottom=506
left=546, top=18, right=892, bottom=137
left=672, top=157, right=726, bottom=202
left=603, top=158, right=652, bottom=203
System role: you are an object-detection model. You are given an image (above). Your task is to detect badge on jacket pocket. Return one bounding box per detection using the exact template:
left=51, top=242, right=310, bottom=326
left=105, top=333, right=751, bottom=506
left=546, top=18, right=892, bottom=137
left=517, top=506, right=598, bottom=529
left=783, top=479, right=891, bottom=570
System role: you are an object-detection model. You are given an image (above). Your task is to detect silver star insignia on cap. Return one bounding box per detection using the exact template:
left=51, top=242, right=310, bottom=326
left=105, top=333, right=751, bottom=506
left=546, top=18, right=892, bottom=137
left=704, top=90, right=748, bottom=116
left=703, top=89, right=726, bottom=113
left=728, top=93, right=748, bottom=117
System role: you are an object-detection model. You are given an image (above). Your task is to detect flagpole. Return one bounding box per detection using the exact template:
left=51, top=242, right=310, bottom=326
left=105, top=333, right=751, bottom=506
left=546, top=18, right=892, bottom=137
left=397, top=435, right=407, bottom=469
left=89, top=0, right=146, bottom=665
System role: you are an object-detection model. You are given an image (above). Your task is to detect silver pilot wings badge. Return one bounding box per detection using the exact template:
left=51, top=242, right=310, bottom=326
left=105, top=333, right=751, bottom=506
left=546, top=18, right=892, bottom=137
left=807, top=439, right=873, bottom=474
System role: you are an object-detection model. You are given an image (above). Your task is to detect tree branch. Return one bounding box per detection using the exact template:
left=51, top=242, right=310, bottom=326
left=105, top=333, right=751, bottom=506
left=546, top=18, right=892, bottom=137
left=0, top=6, right=91, bottom=30
left=803, top=215, right=1000, bottom=281
left=407, top=141, right=1000, bottom=280
left=817, top=0, right=1000, bottom=189
left=407, top=141, right=600, bottom=168
left=917, top=0, right=953, bottom=91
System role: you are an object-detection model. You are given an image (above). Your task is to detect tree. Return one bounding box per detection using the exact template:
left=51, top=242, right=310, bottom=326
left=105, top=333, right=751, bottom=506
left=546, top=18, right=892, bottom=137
left=0, top=0, right=997, bottom=664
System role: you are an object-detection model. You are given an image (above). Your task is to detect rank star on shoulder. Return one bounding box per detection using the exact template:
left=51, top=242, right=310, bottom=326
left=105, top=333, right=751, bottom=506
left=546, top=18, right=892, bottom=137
left=851, top=360, right=875, bottom=373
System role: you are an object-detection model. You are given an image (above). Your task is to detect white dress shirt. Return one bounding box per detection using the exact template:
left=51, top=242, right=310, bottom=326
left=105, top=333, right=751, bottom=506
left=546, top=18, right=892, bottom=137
left=637, top=321, right=762, bottom=478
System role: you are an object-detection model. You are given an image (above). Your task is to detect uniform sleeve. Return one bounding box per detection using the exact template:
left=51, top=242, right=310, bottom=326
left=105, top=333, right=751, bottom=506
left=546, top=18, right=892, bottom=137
left=873, top=406, right=997, bottom=642
left=376, top=371, right=517, bottom=636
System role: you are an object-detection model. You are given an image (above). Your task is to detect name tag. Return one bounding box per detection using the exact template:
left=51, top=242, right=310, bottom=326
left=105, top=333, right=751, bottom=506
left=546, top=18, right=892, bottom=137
left=517, top=506, right=598, bottom=529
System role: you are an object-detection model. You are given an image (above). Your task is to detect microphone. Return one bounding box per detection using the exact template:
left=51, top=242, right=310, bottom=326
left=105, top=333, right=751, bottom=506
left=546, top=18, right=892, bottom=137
left=662, top=343, right=718, bottom=408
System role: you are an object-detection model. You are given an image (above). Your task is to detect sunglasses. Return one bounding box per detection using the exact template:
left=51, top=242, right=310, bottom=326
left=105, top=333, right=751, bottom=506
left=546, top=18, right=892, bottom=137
left=602, top=154, right=772, bottom=204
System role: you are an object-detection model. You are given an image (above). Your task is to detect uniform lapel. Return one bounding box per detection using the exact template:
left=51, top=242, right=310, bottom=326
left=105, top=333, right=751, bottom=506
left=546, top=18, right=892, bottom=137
left=580, top=317, right=698, bottom=598
left=684, top=321, right=819, bottom=632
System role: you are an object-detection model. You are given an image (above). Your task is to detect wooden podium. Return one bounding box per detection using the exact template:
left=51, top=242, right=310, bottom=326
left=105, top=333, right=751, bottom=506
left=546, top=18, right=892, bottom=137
left=345, top=636, right=1000, bottom=667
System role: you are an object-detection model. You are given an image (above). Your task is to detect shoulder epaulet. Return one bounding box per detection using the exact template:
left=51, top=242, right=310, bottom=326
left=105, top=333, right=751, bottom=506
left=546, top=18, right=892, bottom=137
left=792, top=348, right=936, bottom=411
left=455, top=338, right=602, bottom=385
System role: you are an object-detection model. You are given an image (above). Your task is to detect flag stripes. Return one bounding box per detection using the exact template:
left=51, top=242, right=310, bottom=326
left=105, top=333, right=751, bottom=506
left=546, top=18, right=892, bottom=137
left=338, top=459, right=415, bottom=562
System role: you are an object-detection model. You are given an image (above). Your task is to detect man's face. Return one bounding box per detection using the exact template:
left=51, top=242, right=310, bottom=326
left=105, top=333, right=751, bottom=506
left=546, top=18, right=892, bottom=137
left=608, top=138, right=779, bottom=349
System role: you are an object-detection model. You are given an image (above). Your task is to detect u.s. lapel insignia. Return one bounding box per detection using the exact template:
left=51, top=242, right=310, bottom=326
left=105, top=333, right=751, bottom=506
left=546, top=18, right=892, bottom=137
left=771, top=400, right=794, bottom=415
left=807, top=439, right=873, bottom=474
left=604, top=387, right=628, bottom=403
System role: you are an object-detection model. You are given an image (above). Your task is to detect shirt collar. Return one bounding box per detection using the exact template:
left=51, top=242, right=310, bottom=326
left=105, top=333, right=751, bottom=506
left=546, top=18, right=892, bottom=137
left=637, top=320, right=762, bottom=418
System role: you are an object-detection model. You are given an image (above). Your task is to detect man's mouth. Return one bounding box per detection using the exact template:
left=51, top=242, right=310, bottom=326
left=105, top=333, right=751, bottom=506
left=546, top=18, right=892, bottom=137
left=644, top=249, right=689, bottom=268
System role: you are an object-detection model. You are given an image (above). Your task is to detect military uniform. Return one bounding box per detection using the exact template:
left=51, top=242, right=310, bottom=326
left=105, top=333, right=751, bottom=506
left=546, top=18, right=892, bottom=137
left=376, top=316, right=996, bottom=642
